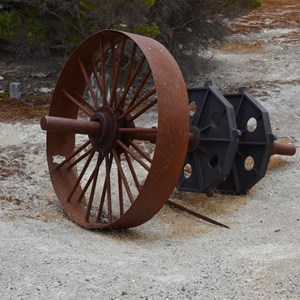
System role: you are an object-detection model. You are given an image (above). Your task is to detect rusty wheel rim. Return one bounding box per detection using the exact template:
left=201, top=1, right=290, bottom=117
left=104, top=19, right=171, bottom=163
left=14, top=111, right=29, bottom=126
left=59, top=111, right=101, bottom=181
left=46, top=30, right=189, bottom=229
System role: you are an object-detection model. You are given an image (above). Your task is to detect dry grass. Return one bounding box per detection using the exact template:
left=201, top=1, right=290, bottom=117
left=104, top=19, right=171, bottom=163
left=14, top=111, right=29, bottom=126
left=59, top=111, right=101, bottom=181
left=109, top=209, right=216, bottom=243
left=268, top=156, right=288, bottom=170
left=0, top=192, right=64, bottom=223
left=163, top=213, right=214, bottom=238
left=264, top=0, right=299, bottom=3
left=108, top=192, right=245, bottom=242
left=0, top=148, right=26, bottom=179
left=0, top=93, right=50, bottom=123
left=171, top=191, right=247, bottom=216
left=268, top=137, right=295, bottom=171
left=218, top=41, right=266, bottom=53
left=230, top=0, right=300, bottom=37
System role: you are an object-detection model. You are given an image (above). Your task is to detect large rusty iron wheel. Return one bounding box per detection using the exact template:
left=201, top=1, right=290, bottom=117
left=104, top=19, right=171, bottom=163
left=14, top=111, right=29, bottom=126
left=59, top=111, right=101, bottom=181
left=45, top=30, right=189, bottom=229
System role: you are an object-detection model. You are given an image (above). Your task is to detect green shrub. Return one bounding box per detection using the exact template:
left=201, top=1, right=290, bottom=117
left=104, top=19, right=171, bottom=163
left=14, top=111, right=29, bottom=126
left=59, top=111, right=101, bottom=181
left=133, top=23, right=160, bottom=38
left=223, top=0, right=262, bottom=7
left=245, top=0, right=262, bottom=8
left=80, top=0, right=98, bottom=21
left=0, top=11, right=22, bottom=41
left=26, top=21, right=47, bottom=45
left=139, top=0, right=156, bottom=8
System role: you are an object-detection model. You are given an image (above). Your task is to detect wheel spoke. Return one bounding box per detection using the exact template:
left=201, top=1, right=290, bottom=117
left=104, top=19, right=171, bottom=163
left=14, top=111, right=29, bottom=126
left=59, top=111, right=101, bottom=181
left=127, top=69, right=151, bottom=109
left=91, top=65, right=106, bottom=107
left=117, top=165, right=124, bottom=216
left=74, top=91, right=97, bottom=113
left=117, top=89, right=156, bottom=121
left=99, top=39, right=108, bottom=106
left=129, top=141, right=153, bottom=164
left=62, top=89, right=93, bottom=117
left=109, top=40, right=116, bottom=107
left=106, top=154, right=113, bottom=224
left=112, top=149, right=135, bottom=204
left=77, top=160, right=99, bottom=204
left=115, top=54, right=146, bottom=110
left=96, top=178, right=107, bottom=222
left=96, top=153, right=113, bottom=222
left=116, top=139, right=150, bottom=171
left=77, top=57, right=100, bottom=110
left=68, top=147, right=94, bottom=170
left=128, top=98, right=157, bottom=123
left=67, top=150, right=96, bottom=202
left=56, top=140, right=91, bottom=169
left=85, top=153, right=103, bottom=222
left=110, top=37, right=126, bottom=108
left=124, top=151, right=142, bottom=192
left=124, top=42, right=137, bottom=88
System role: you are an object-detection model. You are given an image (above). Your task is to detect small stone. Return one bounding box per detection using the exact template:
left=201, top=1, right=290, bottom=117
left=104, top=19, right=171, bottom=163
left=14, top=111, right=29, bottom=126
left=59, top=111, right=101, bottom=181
left=30, top=72, right=48, bottom=78
left=39, top=87, right=53, bottom=93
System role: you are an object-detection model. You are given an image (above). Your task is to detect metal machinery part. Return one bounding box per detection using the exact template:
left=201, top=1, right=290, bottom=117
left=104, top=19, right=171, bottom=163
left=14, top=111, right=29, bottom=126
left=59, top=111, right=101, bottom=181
left=178, top=84, right=296, bottom=197
left=217, top=89, right=275, bottom=194
left=42, top=30, right=190, bottom=229
left=41, top=30, right=296, bottom=229
left=177, top=83, right=240, bottom=196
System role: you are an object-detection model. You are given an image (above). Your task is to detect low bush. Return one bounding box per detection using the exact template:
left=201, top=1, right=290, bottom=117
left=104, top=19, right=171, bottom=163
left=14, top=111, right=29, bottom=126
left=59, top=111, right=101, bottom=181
left=0, top=10, right=22, bottom=41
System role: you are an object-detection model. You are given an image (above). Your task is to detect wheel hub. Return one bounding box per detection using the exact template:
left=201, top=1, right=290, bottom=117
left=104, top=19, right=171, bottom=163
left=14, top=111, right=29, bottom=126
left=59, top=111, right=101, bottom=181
left=89, top=107, right=117, bottom=153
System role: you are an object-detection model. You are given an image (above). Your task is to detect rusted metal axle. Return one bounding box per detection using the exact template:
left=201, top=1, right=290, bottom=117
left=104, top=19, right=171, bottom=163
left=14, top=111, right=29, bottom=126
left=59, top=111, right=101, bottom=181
left=41, top=115, right=296, bottom=157
left=272, top=142, right=296, bottom=156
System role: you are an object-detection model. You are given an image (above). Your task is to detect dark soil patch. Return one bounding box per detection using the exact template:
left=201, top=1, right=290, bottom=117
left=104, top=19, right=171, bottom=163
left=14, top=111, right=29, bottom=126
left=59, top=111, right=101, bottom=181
left=0, top=94, right=50, bottom=123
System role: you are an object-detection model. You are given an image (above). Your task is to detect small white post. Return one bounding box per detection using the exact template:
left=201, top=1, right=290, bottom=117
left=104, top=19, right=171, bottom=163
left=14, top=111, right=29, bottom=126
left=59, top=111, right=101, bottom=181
left=9, top=82, right=21, bottom=99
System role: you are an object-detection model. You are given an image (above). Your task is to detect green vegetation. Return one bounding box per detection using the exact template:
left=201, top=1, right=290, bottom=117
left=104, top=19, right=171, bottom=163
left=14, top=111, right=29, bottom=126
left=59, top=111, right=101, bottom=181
left=0, top=11, right=22, bottom=41
left=224, top=0, right=262, bottom=7
left=139, top=0, right=156, bottom=8
left=245, top=0, right=262, bottom=8
left=26, top=21, right=47, bottom=46
left=80, top=0, right=98, bottom=22
left=0, top=0, right=260, bottom=65
left=133, top=23, right=160, bottom=38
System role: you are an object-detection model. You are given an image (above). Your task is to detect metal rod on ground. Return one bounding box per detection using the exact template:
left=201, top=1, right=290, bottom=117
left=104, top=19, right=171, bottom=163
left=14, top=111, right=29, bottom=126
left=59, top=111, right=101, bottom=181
left=167, top=200, right=230, bottom=229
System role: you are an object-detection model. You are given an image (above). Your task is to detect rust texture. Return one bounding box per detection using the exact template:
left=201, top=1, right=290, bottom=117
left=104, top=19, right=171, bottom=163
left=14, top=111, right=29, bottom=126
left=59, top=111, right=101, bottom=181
left=40, top=116, right=101, bottom=136
left=42, top=30, right=190, bottom=229
left=272, top=142, right=296, bottom=156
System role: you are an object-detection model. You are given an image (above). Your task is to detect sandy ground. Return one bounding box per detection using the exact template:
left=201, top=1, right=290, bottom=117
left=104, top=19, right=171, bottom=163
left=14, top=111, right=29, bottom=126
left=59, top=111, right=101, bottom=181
left=0, top=1, right=300, bottom=299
